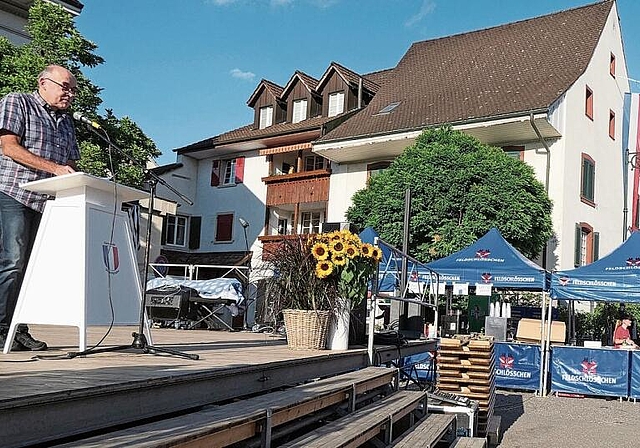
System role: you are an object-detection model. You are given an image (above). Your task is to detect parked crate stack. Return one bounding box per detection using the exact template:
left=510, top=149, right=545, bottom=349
left=436, top=336, right=495, bottom=437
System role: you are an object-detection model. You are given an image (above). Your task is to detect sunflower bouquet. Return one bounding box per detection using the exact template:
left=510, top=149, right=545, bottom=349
left=310, top=230, right=382, bottom=310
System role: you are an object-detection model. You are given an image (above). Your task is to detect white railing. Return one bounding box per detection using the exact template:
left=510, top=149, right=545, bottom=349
left=148, top=263, right=250, bottom=283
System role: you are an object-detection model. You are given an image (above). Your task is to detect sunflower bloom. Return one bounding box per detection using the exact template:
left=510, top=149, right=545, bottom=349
left=327, top=231, right=340, bottom=241
left=361, top=243, right=373, bottom=257
left=311, top=242, right=330, bottom=260
left=330, top=239, right=346, bottom=255
left=333, top=254, right=347, bottom=266
left=345, top=244, right=358, bottom=258
left=370, top=247, right=382, bottom=262
left=316, top=260, right=334, bottom=278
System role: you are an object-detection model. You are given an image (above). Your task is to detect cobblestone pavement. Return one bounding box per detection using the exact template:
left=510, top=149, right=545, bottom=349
left=494, top=391, right=638, bottom=447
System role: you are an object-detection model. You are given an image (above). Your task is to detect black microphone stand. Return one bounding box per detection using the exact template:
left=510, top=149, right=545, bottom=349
left=67, top=123, right=198, bottom=360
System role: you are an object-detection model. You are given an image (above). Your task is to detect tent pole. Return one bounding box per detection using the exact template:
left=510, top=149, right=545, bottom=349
left=538, top=291, right=547, bottom=396
left=368, top=239, right=380, bottom=365
left=542, top=293, right=554, bottom=396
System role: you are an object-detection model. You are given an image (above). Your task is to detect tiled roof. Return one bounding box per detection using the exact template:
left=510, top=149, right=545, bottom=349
left=317, top=62, right=382, bottom=94
left=176, top=116, right=332, bottom=153
left=318, top=1, right=613, bottom=143
left=215, top=115, right=328, bottom=144
left=247, top=79, right=284, bottom=106
left=281, top=70, right=320, bottom=98
left=363, top=68, right=394, bottom=88
left=176, top=62, right=391, bottom=154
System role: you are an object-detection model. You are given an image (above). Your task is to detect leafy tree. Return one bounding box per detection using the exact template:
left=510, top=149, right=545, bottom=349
left=346, top=126, right=553, bottom=262
left=0, top=0, right=159, bottom=188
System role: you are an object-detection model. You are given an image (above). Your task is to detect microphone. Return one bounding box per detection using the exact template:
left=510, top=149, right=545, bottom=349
left=72, top=111, right=101, bottom=129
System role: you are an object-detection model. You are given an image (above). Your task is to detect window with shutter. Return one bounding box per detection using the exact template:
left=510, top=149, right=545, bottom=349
left=222, top=159, right=236, bottom=185
left=215, top=213, right=234, bottom=242
left=574, top=222, right=595, bottom=266
left=259, top=106, right=273, bottom=129
left=328, top=91, right=344, bottom=117
left=609, top=110, right=615, bottom=140
left=580, top=153, right=595, bottom=205
left=292, top=99, right=307, bottom=123
left=189, top=216, right=201, bottom=250
left=211, top=160, right=220, bottom=186
left=585, top=86, right=593, bottom=120
left=235, top=157, right=245, bottom=183
left=610, top=53, right=616, bottom=77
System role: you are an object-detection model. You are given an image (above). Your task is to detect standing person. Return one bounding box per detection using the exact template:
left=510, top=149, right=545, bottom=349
left=613, top=314, right=638, bottom=349
left=0, top=65, right=80, bottom=351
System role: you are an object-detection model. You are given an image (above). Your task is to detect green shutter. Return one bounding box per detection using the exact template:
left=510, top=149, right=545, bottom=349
left=189, top=216, right=201, bottom=250
left=593, top=232, right=600, bottom=262
left=581, top=158, right=595, bottom=201
left=160, top=216, right=167, bottom=245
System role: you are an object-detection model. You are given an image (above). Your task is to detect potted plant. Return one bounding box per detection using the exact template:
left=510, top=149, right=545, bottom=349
left=310, top=230, right=381, bottom=350
left=263, top=230, right=381, bottom=350
left=263, top=236, right=335, bottom=350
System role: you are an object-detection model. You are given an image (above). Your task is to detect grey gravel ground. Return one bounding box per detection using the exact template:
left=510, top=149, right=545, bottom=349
left=494, top=391, right=638, bottom=447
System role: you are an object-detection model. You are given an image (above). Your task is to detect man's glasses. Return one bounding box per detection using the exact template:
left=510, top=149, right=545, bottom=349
left=44, top=77, right=77, bottom=95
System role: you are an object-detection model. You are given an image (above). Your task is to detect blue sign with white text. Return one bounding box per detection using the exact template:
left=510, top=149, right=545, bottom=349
left=551, top=346, right=630, bottom=397
left=401, top=351, right=435, bottom=382
left=629, top=351, right=640, bottom=398
left=494, top=342, right=541, bottom=391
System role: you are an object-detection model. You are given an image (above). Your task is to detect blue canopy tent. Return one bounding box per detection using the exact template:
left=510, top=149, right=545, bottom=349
left=425, top=227, right=548, bottom=291
left=360, top=227, right=406, bottom=293
left=360, top=227, right=440, bottom=295
left=426, top=227, right=551, bottom=394
left=551, top=231, right=640, bottom=302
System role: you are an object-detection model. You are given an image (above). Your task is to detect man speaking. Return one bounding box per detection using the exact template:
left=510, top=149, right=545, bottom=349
left=0, top=64, right=80, bottom=351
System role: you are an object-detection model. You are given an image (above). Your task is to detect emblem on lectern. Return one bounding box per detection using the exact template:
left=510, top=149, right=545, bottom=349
left=102, top=242, right=120, bottom=274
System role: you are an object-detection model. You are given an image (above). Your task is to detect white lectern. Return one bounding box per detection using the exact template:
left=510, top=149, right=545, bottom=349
left=3, top=172, right=150, bottom=353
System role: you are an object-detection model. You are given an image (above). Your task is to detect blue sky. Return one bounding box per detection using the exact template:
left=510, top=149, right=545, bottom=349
left=75, top=0, right=640, bottom=165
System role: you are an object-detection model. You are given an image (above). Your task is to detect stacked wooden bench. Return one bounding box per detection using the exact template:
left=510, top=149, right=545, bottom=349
left=389, top=412, right=457, bottom=447
left=280, top=390, right=428, bottom=447
left=450, top=436, right=488, bottom=447
left=57, top=366, right=397, bottom=447
left=436, top=337, right=496, bottom=437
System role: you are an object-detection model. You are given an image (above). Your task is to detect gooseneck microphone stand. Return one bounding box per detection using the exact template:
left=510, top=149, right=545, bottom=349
left=67, top=122, right=198, bottom=360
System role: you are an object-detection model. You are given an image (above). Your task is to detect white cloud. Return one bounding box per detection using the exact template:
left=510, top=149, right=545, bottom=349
left=230, top=68, right=256, bottom=81
left=405, top=0, right=436, bottom=27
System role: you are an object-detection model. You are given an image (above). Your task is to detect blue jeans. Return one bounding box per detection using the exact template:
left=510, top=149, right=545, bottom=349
left=0, top=193, right=41, bottom=330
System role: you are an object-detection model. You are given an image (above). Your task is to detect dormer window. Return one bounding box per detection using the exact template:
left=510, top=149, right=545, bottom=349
left=328, top=91, right=344, bottom=117
left=259, top=106, right=273, bottom=129
left=292, top=99, right=307, bottom=123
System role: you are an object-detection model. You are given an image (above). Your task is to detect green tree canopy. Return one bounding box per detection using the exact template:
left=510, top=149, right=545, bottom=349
left=346, top=126, right=553, bottom=262
left=0, top=0, right=160, bottom=188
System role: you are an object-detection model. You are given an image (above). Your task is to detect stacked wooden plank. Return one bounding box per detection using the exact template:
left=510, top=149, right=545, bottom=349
left=436, top=336, right=495, bottom=437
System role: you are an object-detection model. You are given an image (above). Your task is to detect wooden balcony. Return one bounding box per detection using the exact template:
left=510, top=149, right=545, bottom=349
left=258, top=234, right=314, bottom=261
left=262, top=169, right=331, bottom=206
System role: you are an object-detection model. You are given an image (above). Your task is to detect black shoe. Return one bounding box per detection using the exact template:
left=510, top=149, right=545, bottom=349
left=0, top=332, right=29, bottom=352
left=14, top=330, right=47, bottom=351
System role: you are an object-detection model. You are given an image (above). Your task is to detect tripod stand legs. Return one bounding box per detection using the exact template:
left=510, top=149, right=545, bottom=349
left=67, top=332, right=199, bottom=360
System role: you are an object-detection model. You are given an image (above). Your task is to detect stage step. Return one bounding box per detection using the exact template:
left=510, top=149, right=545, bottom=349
left=57, top=366, right=398, bottom=447
left=450, top=436, right=488, bottom=447
left=390, top=412, right=457, bottom=448
left=280, top=390, right=427, bottom=447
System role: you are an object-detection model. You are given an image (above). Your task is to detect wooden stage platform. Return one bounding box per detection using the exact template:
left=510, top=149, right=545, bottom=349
left=0, top=324, right=436, bottom=447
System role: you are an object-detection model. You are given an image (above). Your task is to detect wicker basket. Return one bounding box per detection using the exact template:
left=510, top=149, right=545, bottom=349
left=282, top=309, right=331, bottom=350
